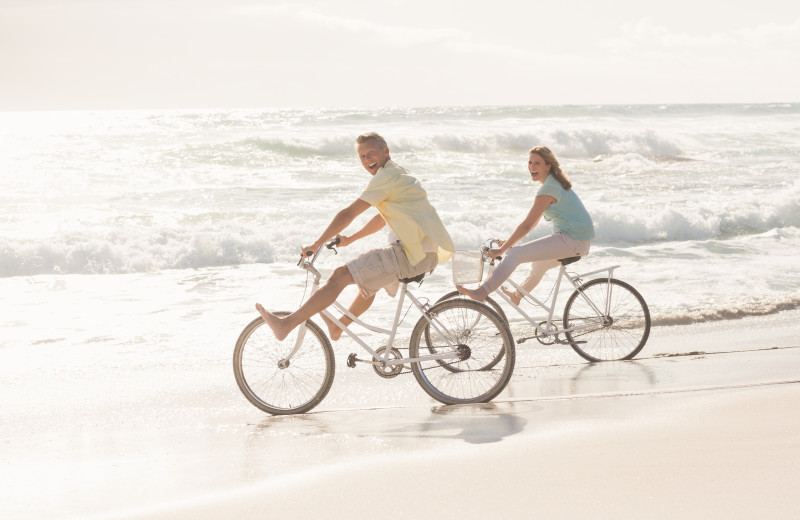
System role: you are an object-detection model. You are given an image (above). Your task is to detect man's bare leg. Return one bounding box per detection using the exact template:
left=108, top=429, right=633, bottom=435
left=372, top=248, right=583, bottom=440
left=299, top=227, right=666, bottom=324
left=256, top=266, right=355, bottom=341
left=319, top=292, right=375, bottom=341
left=455, top=284, right=488, bottom=302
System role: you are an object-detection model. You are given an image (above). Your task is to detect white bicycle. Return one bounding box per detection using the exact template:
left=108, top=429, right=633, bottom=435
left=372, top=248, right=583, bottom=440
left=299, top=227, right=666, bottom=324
left=440, top=239, right=651, bottom=362
left=234, top=239, right=516, bottom=415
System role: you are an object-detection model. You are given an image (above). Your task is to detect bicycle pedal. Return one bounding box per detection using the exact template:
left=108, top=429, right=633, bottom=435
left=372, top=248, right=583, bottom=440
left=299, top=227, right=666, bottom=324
left=347, top=353, right=376, bottom=367
left=556, top=339, right=586, bottom=345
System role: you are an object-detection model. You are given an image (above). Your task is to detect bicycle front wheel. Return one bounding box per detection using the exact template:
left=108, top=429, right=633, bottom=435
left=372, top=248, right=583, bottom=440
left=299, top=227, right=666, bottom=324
left=233, top=313, right=335, bottom=415
left=435, top=290, right=508, bottom=323
left=409, top=299, right=515, bottom=405
left=562, top=278, right=651, bottom=362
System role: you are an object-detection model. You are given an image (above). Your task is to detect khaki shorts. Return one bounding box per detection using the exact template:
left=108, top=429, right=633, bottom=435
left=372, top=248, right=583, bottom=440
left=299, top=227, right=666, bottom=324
left=346, top=242, right=438, bottom=298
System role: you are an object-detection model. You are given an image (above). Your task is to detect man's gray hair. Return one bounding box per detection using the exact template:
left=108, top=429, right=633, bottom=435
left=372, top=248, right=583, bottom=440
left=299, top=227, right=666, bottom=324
left=355, top=132, right=388, bottom=149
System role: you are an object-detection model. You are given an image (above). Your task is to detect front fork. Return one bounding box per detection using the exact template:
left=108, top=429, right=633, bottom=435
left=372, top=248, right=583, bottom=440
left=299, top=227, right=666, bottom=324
left=277, top=265, right=322, bottom=368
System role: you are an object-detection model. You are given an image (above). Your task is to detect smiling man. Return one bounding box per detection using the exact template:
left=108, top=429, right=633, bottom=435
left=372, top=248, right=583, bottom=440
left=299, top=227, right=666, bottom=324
left=256, top=132, right=454, bottom=341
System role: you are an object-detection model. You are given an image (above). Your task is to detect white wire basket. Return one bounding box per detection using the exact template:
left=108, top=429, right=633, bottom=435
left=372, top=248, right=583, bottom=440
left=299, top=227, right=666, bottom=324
left=451, top=250, right=484, bottom=285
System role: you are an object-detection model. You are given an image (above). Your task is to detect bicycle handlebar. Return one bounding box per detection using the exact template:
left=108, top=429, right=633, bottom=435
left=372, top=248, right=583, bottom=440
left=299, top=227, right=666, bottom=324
left=482, top=238, right=503, bottom=262
left=297, top=237, right=341, bottom=267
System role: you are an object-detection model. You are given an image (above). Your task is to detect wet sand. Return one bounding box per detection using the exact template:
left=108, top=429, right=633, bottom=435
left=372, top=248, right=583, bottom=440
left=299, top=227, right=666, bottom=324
left=1, top=310, right=799, bottom=519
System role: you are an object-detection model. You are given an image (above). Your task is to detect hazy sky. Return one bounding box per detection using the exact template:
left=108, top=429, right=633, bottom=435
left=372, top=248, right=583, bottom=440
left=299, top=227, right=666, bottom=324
left=1, top=0, right=799, bottom=110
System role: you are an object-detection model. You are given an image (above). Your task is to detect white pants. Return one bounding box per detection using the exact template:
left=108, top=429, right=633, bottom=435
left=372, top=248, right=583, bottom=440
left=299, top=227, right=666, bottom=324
left=481, top=233, right=591, bottom=294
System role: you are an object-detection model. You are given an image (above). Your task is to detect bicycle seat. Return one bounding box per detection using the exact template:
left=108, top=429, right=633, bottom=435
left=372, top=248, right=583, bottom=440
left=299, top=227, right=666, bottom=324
left=558, top=256, right=582, bottom=266
left=399, top=273, right=426, bottom=284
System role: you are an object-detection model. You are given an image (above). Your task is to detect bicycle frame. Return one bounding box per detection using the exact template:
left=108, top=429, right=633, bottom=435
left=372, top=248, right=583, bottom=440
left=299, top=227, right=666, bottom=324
left=487, top=256, right=620, bottom=339
left=282, top=253, right=462, bottom=368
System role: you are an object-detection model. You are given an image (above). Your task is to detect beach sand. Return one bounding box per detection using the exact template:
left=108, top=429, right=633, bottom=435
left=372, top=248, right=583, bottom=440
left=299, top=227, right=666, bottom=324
left=2, top=309, right=798, bottom=520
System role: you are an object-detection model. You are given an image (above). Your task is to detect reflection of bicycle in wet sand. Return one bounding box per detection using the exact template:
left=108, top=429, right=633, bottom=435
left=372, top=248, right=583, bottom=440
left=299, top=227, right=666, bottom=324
left=441, top=239, right=651, bottom=362
left=234, top=239, right=515, bottom=415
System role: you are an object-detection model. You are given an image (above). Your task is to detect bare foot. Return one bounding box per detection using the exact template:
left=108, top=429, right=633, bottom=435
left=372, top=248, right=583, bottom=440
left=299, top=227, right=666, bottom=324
left=500, top=285, right=522, bottom=305
left=319, top=312, right=343, bottom=341
left=255, top=303, right=291, bottom=341
left=455, top=284, right=488, bottom=302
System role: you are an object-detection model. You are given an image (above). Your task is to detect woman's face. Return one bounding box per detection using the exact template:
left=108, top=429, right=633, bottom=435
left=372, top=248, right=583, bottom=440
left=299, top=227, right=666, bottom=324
left=528, top=153, right=550, bottom=183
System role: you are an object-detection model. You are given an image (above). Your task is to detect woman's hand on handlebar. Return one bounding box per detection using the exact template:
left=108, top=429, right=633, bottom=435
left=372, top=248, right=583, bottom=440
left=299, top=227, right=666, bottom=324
left=486, top=247, right=504, bottom=260
left=483, top=238, right=507, bottom=260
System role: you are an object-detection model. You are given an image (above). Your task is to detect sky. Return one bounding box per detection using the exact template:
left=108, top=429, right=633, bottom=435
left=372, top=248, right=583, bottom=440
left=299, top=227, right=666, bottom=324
left=1, top=0, right=799, bottom=111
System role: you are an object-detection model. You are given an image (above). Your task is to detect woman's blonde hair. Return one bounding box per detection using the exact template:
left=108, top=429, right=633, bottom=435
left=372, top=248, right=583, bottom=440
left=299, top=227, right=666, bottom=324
left=530, top=146, right=571, bottom=190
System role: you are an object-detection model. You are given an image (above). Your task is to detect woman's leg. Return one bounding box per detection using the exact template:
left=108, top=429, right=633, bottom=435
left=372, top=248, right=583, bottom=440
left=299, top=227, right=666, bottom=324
left=501, top=258, right=561, bottom=304
left=481, top=234, right=578, bottom=294
left=459, top=234, right=590, bottom=302
left=458, top=235, right=569, bottom=301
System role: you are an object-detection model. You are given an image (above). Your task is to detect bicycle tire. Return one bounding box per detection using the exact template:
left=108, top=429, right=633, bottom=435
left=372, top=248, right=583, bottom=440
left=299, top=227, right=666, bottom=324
left=233, top=312, right=335, bottom=415
left=562, top=278, right=651, bottom=362
left=435, top=290, right=508, bottom=323
left=409, top=299, right=515, bottom=405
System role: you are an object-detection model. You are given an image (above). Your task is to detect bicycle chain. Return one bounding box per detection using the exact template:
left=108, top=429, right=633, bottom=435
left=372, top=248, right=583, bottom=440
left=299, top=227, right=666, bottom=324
left=346, top=348, right=470, bottom=377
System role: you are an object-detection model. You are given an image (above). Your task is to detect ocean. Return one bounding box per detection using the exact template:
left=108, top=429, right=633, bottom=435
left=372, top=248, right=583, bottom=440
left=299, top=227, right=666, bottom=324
left=1, top=103, right=799, bottom=354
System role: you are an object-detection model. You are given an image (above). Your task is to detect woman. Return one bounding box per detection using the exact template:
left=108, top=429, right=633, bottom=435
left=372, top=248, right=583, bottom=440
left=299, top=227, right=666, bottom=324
left=457, top=146, right=594, bottom=303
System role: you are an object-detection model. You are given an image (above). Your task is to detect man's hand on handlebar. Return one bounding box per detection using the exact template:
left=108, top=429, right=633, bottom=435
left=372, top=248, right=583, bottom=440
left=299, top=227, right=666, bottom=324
left=298, top=235, right=351, bottom=264
left=300, top=244, right=318, bottom=258
left=333, top=234, right=353, bottom=247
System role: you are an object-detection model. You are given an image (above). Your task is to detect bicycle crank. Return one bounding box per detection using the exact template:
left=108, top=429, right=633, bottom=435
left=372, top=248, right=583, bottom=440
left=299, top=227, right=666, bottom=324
left=372, top=346, right=404, bottom=378
left=346, top=348, right=405, bottom=379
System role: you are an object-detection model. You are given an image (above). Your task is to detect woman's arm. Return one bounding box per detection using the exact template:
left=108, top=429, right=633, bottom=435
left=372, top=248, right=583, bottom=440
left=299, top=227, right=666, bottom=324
left=337, top=213, right=386, bottom=247
left=490, top=195, right=556, bottom=258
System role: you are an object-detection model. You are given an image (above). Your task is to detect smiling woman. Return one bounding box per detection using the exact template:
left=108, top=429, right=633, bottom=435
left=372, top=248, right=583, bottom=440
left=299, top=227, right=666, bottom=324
left=456, top=145, right=594, bottom=303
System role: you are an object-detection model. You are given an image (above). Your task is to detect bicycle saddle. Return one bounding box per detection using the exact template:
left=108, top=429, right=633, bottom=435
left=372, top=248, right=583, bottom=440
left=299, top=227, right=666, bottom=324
left=399, top=273, right=426, bottom=284
left=558, top=256, right=582, bottom=266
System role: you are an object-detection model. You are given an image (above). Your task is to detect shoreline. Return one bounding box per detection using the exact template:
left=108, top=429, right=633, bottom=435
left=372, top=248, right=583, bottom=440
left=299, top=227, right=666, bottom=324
left=1, top=310, right=799, bottom=519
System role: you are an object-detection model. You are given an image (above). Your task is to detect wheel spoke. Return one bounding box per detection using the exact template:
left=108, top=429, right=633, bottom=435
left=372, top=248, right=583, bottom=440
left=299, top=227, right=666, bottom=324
left=563, top=279, right=651, bottom=362
left=233, top=315, right=335, bottom=415
left=411, top=299, right=515, bottom=404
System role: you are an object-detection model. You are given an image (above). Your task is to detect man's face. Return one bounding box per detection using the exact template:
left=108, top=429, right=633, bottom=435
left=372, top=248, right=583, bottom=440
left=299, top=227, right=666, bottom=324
left=357, top=141, right=390, bottom=175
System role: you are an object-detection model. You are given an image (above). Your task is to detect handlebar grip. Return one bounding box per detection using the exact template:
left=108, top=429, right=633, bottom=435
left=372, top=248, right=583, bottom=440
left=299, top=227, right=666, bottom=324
left=326, top=237, right=341, bottom=249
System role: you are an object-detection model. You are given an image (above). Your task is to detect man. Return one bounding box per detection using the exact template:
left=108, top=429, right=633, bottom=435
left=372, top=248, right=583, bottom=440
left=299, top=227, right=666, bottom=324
left=256, top=132, right=454, bottom=341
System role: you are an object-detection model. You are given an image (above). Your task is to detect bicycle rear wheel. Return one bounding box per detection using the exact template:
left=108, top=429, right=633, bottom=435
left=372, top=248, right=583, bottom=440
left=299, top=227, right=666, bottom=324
left=409, top=299, right=515, bottom=405
left=233, top=313, right=335, bottom=415
left=562, top=278, right=651, bottom=362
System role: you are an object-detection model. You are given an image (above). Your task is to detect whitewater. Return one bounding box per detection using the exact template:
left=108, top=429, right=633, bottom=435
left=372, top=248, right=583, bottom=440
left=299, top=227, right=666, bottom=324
left=1, top=103, right=799, bottom=352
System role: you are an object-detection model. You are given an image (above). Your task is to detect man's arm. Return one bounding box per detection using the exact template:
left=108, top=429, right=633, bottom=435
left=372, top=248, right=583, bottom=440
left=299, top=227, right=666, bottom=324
left=303, top=199, right=371, bottom=256
left=337, top=213, right=386, bottom=247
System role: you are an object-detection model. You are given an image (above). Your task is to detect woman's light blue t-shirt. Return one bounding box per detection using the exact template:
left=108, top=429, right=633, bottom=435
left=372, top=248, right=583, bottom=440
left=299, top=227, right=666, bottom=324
left=536, top=175, right=595, bottom=241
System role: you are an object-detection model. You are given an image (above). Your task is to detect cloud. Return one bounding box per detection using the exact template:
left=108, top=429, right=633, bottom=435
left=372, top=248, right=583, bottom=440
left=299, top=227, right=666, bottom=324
left=602, top=16, right=800, bottom=54
left=232, top=2, right=536, bottom=62
left=234, top=3, right=465, bottom=46
left=737, top=18, right=800, bottom=49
